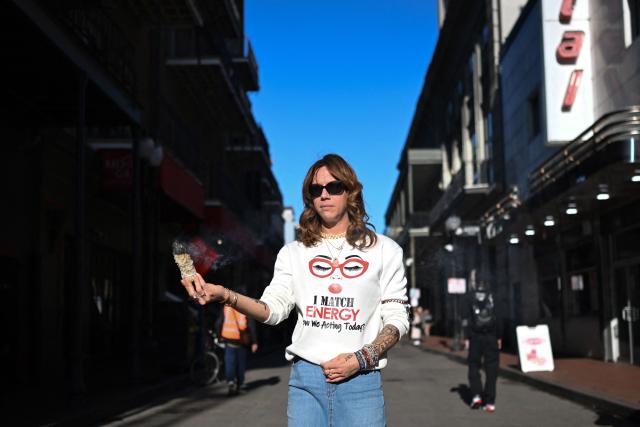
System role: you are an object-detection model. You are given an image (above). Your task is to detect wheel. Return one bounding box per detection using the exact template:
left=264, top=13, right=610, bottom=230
left=190, top=351, right=220, bottom=386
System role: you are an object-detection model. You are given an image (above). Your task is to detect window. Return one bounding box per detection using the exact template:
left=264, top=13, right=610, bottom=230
left=528, top=89, right=541, bottom=141
left=623, top=0, right=640, bottom=46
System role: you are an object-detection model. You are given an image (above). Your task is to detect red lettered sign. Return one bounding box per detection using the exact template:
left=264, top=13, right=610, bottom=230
left=559, top=0, right=575, bottom=23
left=562, top=69, right=583, bottom=111
left=556, top=31, right=584, bottom=64
left=102, top=150, right=132, bottom=190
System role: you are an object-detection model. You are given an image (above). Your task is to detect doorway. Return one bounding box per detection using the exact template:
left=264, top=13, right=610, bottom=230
left=613, top=264, right=640, bottom=365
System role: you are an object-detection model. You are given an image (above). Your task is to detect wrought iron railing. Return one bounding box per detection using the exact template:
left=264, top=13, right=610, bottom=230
left=166, top=27, right=253, bottom=117
left=55, top=6, right=135, bottom=96
left=528, top=107, right=640, bottom=195
left=158, top=102, right=205, bottom=181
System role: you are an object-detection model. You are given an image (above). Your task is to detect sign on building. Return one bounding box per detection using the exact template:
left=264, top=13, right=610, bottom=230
left=541, top=0, right=594, bottom=144
left=516, top=325, right=555, bottom=373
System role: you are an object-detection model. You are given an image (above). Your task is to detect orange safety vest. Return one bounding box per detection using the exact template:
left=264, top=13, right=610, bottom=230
left=220, top=306, right=248, bottom=341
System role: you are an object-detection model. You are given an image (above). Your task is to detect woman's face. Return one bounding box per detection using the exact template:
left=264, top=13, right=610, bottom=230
left=311, top=166, right=349, bottom=229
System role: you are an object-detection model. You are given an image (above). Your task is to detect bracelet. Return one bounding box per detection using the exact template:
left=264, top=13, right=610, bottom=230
left=226, top=290, right=239, bottom=307
left=360, top=346, right=373, bottom=369
left=381, top=299, right=406, bottom=304
left=363, top=344, right=379, bottom=367
left=221, top=288, right=230, bottom=305
left=232, top=291, right=239, bottom=307
left=354, top=351, right=367, bottom=371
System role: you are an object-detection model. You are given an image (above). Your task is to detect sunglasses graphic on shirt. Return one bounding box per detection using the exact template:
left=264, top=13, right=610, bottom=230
left=308, top=255, right=369, bottom=279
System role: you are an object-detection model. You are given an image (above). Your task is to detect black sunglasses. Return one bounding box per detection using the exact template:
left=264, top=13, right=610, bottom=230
left=309, top=180, right=346, bottom=198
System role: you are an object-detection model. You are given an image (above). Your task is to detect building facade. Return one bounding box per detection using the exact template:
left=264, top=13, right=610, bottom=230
left=386, top=0, right=527, bottom=338
left=492, top=0, right=640, bottom=363
left=0, top=0, right=283, bottom=418
left=389, top=0, right=640, bottom=364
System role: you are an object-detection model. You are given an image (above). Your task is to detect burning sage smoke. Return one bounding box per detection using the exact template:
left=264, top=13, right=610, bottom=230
left=172, top=240, right=197, bottom=279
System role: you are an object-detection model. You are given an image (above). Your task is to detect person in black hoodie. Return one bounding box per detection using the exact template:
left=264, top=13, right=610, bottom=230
left=463, top=279, right=502, bottom=413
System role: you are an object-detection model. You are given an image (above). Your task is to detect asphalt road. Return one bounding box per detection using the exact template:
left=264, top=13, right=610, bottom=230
left=101, top=342, right=636, bottom=426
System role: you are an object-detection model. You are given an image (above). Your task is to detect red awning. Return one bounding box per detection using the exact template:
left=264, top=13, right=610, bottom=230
left=188, top=237, right=219, bottom=275
left=205, top=205, right=258, bottom=258
left=160, top=153, right=204, bottom=219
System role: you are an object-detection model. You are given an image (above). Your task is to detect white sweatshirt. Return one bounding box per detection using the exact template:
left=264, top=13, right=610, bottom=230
left=260, top=233, right=409, bottom=368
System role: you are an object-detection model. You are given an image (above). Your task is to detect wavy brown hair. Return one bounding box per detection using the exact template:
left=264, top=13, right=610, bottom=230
left=298, top=154, right=377, bottom=249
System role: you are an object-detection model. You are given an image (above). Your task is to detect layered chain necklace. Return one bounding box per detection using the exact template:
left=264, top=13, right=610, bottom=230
left=322, top=234, right=346, bottom=266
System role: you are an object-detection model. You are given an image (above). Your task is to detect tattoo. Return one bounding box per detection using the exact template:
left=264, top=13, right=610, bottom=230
left=371, top=325, right=400, bottom=357
left=253, top=298, right=269, bottom=312
left=344, top=353, right=354, bottom=362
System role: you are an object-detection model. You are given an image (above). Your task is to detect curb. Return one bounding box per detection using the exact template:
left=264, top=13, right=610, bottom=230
left=419, top=346, right=640, bottom=422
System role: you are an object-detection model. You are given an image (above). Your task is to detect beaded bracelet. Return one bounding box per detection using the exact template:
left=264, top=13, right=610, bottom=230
left=360, top=346, right=374, bottom=369
left=381, top=299, right=406, bottom=304
left=354, top=350, right=367, bottom=371
left=363, top=344, right=379, bottom=367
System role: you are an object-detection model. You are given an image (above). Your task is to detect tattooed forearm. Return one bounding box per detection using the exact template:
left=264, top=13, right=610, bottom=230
left=371, top=325, right=400, bottom=356
left=253, top=298, right=269, bottom=312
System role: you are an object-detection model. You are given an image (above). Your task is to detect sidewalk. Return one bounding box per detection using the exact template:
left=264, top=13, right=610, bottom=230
left=29, top=345, right=290, bottom=426
left=421, top=335, right=640, bottom=419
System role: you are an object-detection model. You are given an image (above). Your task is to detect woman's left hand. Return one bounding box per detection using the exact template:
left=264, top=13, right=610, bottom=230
left=320, top=353, right=360, bottom=383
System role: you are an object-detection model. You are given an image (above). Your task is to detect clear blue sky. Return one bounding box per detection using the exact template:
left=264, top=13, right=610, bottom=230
left=246, top=0, right=439, bottom=232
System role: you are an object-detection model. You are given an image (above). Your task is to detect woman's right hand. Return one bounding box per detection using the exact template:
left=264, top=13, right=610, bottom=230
left=202, top=283, right=227, bottom=305
left=180, top=272, right=207, bottom=303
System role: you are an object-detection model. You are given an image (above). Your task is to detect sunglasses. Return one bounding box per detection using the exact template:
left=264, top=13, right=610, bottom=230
left=309, top=180, right=346, bottom=198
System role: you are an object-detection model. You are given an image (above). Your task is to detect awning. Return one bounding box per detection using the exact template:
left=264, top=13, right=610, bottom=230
left=160, top=153, right=205, bottom=219
left=205, top=204, right=257, bottom=257
left=204, top=204, right=275, bottom=269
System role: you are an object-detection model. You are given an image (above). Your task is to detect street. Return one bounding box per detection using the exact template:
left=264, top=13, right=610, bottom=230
left=101, top=342, right=633, bottom=427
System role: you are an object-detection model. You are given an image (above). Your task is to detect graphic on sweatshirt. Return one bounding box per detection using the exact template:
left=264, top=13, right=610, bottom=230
left=308, top=254, right=369, bottom=294
left=302, top=254, right=370, bottom=333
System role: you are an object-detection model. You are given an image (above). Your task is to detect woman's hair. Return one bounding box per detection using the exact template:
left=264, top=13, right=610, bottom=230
left=298, top=154, right=377, bottom=249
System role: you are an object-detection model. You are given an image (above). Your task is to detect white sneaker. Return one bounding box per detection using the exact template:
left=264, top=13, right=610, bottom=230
left=483, top=404, right=496, bottom=413
left=470, top=395, right=483, bottom=409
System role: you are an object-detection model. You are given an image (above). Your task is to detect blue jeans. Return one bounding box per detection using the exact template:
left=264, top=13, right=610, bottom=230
left=224, top=345, right=248, bottom=386
left=287, top=359, right=386, bottom=427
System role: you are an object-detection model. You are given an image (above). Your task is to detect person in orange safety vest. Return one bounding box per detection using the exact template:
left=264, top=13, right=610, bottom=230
left=217, top=305, right=258, bottom=395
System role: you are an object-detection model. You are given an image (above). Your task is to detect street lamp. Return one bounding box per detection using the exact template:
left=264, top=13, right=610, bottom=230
left=445, top=215, right=465, bottom=351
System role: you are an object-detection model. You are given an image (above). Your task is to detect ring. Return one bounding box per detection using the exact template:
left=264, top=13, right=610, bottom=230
left=191, top=295, right=199, bottom=300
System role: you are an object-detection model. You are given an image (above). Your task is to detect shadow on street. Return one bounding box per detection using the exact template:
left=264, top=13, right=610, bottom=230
left=450, top=383, right=473, bottom=406
left=242, top=375, right=281, bottom=391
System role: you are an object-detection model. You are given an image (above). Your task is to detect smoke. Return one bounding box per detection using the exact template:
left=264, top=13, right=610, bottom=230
left=172, top=232, right=244, bottom=277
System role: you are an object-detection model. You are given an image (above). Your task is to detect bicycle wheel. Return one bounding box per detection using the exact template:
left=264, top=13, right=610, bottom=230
left=190, top=351, right=220, bottom=386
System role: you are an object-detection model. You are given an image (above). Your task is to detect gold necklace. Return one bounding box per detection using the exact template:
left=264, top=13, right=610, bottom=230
left=320, top=231, right=346, bottom=239
left=324, top=239, right=345, bottom=266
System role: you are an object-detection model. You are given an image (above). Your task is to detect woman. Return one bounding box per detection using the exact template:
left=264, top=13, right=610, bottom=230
left=181, top=154, right=409, bottom=426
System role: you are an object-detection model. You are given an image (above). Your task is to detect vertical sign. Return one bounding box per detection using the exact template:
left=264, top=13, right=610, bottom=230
left=541, top=0, right=593, bottom=143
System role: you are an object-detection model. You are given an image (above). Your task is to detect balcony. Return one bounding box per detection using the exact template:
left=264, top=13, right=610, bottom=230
left=225, top=126, right=271, bottom=168
left=158, top=102, right=206, bottom=182
left=428, top=170, right=495, bottom=228
left=124, top=0, right=202, bottom=26
left=200, top=0, right=242, bottom=38
left=55, top=6, right=135, bottom=96
left=165, top=28, right=256, bottom=133
left=228, top=38, right=259, bottom=91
